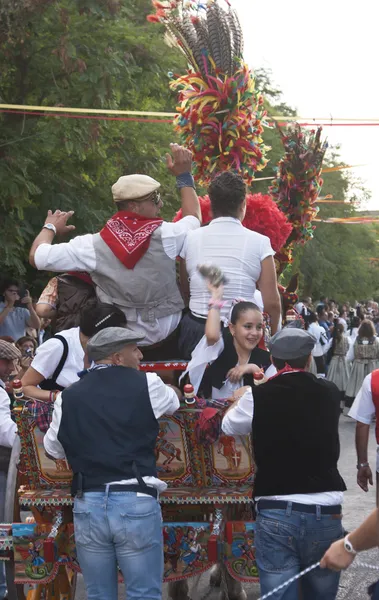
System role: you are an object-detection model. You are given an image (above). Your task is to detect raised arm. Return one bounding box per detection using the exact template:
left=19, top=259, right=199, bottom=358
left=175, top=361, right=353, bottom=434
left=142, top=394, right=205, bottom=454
left=257, top=256, right=281, bottom=335
left=29, top=210, right=76, bottom=268
left=205, top=283, right=224, bottom=346
left=166, top=144, right=201, bottom=223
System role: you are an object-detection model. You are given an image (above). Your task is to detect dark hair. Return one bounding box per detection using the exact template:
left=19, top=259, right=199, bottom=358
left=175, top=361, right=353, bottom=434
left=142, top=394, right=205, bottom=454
left=79, top=301, right=127, bottom=337
left=272, top=355, right=310, bottom=370
left=349, top=316, right=360, bottom=333
left=308, top=312, right=317, bottom=324
left=117, top=199, right=132, bottom=212
left=16, top=336, right=37, bottom=351
left=208, top=171, right=246, bottom=218
left=230, top=301, right=261, bottom=324
left=358, top=319, right=375, bottom=339
left=1, top=278, right=19, bottom=295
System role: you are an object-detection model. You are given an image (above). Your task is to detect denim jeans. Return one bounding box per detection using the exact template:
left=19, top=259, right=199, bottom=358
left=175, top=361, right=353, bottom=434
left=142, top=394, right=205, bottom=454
left=0, top=472, right=7, bottom=600
left=255, top=504, right=344, bottom=600
left=73, top=489, right=163, bottom=600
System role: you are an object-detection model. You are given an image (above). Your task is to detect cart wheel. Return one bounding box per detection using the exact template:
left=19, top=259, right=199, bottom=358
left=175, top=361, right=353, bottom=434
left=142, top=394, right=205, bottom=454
left=4, top=436, right=25, bottom=600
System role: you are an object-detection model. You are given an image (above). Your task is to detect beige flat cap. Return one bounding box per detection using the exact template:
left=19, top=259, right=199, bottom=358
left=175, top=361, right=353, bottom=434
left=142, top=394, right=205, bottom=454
left=112, top=174, right=161, bottom=203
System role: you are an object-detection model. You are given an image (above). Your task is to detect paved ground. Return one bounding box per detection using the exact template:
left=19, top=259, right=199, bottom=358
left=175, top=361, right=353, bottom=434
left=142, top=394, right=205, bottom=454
left=75, top=414, right=379, bottom=599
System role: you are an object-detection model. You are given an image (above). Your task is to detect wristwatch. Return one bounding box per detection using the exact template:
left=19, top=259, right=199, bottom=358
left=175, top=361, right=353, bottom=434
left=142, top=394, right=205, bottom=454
left=343, top=535, right=357, bottom=555
left=357, top=462, right=370, bottom=469
left=43, top=223, right=57, bottom=235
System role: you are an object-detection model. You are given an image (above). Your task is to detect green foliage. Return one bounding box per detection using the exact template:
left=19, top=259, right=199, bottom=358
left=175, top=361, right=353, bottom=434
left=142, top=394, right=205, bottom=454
left=0, top=7, right=377, bottom=302
left=0, top=0, right=185, bottom=289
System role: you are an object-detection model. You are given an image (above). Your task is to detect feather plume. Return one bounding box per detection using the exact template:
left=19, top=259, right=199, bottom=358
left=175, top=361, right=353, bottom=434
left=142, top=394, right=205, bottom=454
left=147, top=0, right=269, bottom=184
left=206, top=4, right=223, bottom=71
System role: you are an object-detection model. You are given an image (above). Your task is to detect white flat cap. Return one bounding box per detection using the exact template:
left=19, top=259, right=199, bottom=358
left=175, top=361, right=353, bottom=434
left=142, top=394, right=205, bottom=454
left=111, top=174, right=161, bottom=203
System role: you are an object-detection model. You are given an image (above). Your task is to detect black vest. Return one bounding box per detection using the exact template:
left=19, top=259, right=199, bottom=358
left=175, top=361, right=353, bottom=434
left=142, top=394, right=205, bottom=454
left=58, top=366, right=158, bottom=495
left=200, top=330, right=271, bottom=397
left=252, top=372, right=346, bottom=497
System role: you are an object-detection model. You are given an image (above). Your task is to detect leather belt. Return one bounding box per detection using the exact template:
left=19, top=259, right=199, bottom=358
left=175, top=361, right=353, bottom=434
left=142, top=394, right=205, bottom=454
left=257, top=500, right=342, bottom=514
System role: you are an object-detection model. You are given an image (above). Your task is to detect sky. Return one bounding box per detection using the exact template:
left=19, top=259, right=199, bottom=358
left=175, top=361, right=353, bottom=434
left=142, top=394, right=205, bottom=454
left=232, top=0, right=379, bottom=211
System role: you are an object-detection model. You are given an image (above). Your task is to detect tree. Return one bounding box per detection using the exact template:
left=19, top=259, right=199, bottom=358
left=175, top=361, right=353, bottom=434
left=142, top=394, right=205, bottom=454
left=0, top=0, right=185, bottom=288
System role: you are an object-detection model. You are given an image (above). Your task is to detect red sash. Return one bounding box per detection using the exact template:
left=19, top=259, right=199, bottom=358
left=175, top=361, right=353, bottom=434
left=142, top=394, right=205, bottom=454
left=371, top=369, right=379, bottom=443
left=100, top=211, right=163, bottom=269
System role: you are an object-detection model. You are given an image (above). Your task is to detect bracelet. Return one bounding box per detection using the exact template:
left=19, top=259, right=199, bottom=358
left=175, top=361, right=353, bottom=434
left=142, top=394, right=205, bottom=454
left=43, top=223, right=57, bottom=235
left=357, top=462, right=370, bottom=469
left=49, top=391, right=57, bottom=403
left=208, top=299, right=226, bottom=310
left=176, top=172, right=195, bottom=189
left=344, top=535, right=357, bottom=555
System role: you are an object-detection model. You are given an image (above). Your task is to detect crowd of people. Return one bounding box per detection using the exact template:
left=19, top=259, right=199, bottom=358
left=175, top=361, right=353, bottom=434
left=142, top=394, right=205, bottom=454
left=0, top=143, right=378, bottom=600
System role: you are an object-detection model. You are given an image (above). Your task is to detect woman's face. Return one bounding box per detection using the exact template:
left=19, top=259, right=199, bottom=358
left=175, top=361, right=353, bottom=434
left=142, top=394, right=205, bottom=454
left=229, top=309, right=264, bottom=352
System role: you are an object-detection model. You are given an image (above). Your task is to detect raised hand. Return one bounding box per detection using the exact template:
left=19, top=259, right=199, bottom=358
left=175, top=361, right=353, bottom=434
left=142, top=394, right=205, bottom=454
left=166, top=143, right=193, bottom=176
left=44, top=210, right=76, bottom=236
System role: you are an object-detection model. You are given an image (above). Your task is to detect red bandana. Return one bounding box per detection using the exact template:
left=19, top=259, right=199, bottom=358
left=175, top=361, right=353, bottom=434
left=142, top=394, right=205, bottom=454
left=100, top=211, right=163, bottom=269
left=269, top=364, right=306, bottom=380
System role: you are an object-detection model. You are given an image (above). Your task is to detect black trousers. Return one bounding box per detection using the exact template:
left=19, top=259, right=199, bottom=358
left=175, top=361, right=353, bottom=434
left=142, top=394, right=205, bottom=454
left=178, top=311, right=206, bottom=360
left=314, top=355, right=326, bottom=375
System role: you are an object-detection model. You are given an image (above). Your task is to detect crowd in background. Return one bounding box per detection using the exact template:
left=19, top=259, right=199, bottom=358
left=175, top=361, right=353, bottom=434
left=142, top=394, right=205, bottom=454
left=294, top=295, right=379, bottom=410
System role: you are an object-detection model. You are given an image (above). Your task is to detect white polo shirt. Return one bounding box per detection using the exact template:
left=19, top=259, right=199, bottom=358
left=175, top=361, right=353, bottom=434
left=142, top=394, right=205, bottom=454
left=181, top=217, right=275, bottom=320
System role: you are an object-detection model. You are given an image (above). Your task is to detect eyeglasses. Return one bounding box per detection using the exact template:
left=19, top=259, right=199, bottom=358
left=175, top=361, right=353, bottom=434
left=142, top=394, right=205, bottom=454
left=150, top=192, right=162, bottom=206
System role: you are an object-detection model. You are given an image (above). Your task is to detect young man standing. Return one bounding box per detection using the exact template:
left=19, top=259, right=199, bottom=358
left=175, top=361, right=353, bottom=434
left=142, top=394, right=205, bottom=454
left=222, top=328, right=346, bottom=600
left=44, top=327, right=181, bottom=600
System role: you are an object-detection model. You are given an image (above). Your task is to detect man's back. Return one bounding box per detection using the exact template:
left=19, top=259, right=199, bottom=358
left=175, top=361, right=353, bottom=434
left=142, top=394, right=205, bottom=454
left=182, top=217, right=274, bottom=318
left=252, top=372, right=346, bottom=496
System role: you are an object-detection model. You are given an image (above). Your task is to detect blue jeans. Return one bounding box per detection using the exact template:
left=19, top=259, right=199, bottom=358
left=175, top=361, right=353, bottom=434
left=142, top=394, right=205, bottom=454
left=255, top=504, right=344, bottom=600
left=74, top=490, right=163, bottom=600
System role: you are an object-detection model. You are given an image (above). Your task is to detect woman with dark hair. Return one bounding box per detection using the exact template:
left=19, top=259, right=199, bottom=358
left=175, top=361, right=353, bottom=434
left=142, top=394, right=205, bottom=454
left=326, top=321, right=351, bottom=411
left=345, top=319, right=379, bottom=401
left=21, top=300, right=127, bottom=402
left=181, top=276, right=272, bottom=398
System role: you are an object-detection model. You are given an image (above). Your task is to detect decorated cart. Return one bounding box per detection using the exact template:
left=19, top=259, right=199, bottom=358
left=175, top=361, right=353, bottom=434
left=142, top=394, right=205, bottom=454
left=0, top=362, right=258, bottom=600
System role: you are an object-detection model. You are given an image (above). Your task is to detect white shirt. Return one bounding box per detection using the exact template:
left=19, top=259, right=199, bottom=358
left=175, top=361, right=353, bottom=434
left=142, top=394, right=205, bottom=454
left=308, top=322, right=328, bottom=357
left=0, top=379, right=17, bottom=448
left=33, top=217, right=200, bottom=346
left=31, top=327, right=84, bottom=388
left=181, top=217, right=275, bottom=320
left=348, top=374, right=374, bottom=425
left=181, top=334, right=276, bottom=396
left=348, top=374, right=379, bottom=471
left=44, top=371, right=180, bottom=492
left=222, top=383, right=343, bottom=506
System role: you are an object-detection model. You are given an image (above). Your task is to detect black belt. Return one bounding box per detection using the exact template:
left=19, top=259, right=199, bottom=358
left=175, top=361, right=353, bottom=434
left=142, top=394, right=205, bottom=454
left=257, top=500, right=342, bottom=515
left=81, top=484, right=158, bottom=499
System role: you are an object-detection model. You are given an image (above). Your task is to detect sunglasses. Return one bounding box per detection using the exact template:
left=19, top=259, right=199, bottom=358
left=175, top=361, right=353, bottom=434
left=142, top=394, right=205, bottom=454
left=150, top=191, right=162, bottom=206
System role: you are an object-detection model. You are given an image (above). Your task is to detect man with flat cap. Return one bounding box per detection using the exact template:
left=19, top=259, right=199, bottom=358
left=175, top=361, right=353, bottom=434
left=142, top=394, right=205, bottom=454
left=222, top=328, right=346, bottom=600
left=44, top=326, right=181, bottom=600
left=29, top=144, right=201, bottom=355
